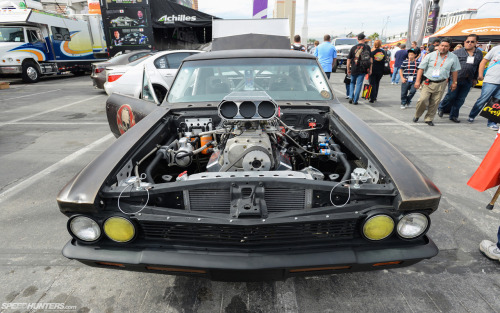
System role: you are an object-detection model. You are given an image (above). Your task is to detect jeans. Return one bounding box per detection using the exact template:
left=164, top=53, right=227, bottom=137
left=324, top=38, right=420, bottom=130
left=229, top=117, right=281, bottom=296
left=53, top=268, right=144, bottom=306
left=325, top=72, right=331, bottom=79
left=401, top=81, right=417, bottom=105
left=369, top=72, right=383, bottom=101
left=438, top=80, right=473, bottom=119
left=497, top=227, right=500, bottom=249
left=345, top=83, right=350, bottom=97
left=469, top=82, right=500, bottom=126
left=349, top=73, right=365, bottom=103
left=391, top=67, right=400, bottom=84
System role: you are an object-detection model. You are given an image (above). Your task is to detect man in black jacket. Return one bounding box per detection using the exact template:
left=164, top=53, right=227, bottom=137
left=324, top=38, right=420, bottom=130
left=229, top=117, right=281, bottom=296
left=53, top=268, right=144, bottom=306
left=437, top=34, right=483, bottom=123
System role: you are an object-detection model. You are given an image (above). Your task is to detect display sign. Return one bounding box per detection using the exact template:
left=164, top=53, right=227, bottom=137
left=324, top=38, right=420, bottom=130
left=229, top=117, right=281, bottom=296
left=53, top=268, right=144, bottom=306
left=100, top=0, right=153, bottom=54
left=109, top=27, right=150, bottom=46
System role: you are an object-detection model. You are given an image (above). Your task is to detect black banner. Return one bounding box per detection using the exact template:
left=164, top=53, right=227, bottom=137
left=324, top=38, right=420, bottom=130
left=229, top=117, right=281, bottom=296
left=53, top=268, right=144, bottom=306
left=407, top=0, right=431, bottom=47
left=151, top=1, right=216, bottom=28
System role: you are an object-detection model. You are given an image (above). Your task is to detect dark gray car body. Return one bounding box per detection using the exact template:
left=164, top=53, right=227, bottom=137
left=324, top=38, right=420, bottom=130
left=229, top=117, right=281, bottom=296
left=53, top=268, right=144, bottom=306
left=59, top=50, right=440, bottom=281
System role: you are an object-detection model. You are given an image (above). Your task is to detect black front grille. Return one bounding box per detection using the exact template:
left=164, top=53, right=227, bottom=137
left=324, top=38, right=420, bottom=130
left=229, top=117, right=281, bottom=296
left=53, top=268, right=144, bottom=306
left=139, top=219, right=358, bottom=249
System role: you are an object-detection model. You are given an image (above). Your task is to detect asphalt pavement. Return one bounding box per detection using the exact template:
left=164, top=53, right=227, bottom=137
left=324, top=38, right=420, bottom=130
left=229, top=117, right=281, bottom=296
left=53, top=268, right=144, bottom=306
left=1, top=73, right=500, bottom=313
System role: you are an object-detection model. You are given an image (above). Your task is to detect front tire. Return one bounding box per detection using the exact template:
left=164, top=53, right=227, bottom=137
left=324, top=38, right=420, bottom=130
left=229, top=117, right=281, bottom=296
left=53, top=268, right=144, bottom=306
left=21, top=62, right=40, bottom=83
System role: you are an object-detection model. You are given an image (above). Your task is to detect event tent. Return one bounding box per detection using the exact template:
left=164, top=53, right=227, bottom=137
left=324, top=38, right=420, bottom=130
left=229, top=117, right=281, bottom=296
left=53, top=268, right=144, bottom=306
left=429, top=18, right=500, bottom=42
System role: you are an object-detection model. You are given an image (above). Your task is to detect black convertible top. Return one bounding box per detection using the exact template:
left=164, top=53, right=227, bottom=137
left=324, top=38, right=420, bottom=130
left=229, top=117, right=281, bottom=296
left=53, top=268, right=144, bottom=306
left=184, top=49, right=317, bottom=61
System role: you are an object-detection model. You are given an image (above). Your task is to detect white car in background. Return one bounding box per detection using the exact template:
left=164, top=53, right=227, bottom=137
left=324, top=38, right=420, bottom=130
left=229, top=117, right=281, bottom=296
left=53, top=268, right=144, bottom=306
left=104, top=50, right=201, bottom=102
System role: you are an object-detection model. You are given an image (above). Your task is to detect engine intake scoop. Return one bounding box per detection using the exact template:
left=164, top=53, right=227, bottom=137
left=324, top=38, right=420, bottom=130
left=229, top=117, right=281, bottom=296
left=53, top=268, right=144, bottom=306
left=218, top=91, right=278, bottom=121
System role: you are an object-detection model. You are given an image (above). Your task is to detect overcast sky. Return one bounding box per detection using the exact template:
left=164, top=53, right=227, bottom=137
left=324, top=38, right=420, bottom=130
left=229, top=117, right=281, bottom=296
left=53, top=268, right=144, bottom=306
left=198, top=0, right=500, bottom=39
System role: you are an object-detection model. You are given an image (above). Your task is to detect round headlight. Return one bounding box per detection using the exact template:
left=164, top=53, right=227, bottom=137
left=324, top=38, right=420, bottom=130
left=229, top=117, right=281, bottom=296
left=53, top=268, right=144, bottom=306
left=397, top=213, right=429, bottom=239
left=363, top=215, right=394, bottom=241
left=69, top=216, right=101, bottom=242
left=104, top=217, right=135, bottom=243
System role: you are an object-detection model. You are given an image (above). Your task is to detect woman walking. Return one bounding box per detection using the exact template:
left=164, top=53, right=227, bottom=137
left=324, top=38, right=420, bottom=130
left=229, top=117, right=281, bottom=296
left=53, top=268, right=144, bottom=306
left=369, top=40, right=386, bottom=103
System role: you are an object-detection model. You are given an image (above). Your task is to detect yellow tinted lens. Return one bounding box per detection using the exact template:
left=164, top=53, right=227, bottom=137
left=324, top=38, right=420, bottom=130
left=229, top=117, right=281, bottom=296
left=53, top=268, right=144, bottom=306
left=104, top=217, right=135, bottom=242
left=363, top=215, right=394, bottom=240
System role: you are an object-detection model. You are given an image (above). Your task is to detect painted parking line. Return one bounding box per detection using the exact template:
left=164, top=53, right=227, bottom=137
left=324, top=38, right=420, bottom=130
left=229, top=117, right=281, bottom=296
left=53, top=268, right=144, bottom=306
left=0, top=89, right=61, bottom=101
left=330, top=86, right=483, bottom=164
left=0, top=95, right=104, bottom=128
left=0, top=133, right=114, bottom=203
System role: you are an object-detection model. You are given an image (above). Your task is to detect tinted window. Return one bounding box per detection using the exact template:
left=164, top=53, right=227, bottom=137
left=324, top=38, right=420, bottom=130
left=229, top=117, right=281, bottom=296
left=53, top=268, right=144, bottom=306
left=128, top=52, right=150, bottom=62
left=334, top=39, right=358, bottom=46
left=0, top=27, right=24, bottom=42
left=27, top=30, right=41, bottom=43
left=51, top=27, right=71, bottom=41
left=154, top=52, right=191, bottom=69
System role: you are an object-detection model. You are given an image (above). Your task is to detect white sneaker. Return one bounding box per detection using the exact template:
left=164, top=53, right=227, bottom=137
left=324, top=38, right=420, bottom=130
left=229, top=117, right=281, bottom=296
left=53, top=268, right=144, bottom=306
left=488, top=124, right=499, bottom=131
left=480, top=240, right=500, bottom=260
left=391, top=82, right=395, bottom=85
left=400, top=105, right=406, bottom=109
left=345, top=96, right=350, bottom=99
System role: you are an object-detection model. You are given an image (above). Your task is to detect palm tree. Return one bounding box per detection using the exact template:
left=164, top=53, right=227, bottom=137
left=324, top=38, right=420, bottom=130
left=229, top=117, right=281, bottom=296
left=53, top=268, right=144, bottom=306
left=368, top=32, right=380, bottom=40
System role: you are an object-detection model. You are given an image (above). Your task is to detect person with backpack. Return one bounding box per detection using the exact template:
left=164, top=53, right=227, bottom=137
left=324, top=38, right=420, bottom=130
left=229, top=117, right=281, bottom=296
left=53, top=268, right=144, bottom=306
left=346, top=33, right=372, bottom=105
left=291, top=34, right=306, bottom=52
left=314, top=34, right=337, bottom=79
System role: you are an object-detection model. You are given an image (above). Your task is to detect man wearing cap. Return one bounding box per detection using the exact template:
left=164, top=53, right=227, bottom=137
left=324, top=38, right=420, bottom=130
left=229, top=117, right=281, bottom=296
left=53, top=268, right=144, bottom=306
left=412, top=37, right=461, bottom=126
left=437, top=34, right=482, bottom=123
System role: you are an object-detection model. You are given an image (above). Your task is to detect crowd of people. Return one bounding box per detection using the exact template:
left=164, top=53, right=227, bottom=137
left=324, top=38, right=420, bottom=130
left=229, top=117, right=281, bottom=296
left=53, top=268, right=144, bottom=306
left=292, top=32, right=500, bottom=130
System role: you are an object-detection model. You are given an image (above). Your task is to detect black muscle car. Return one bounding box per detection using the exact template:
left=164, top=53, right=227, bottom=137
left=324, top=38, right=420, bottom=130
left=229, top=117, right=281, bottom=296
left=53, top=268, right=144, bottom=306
left=58, top=49, right=440, bottom=281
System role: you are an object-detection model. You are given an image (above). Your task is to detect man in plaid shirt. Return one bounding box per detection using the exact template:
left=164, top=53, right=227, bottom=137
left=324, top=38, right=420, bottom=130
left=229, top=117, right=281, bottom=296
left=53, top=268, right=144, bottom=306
left=399, top=49, right=419, bottom=109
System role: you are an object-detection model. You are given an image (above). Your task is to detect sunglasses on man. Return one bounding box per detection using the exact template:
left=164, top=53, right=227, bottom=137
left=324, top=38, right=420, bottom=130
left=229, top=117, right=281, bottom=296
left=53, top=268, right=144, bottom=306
left=465, top=41, right=476, bottom=43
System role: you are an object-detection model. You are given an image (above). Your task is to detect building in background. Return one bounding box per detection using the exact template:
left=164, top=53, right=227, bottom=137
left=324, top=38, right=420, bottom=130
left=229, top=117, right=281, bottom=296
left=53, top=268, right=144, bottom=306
left=273, top=0, right=295, bottom=41
left=437, top=9, right=477, bottom=29
left=192, top=0, right=198, bottom=10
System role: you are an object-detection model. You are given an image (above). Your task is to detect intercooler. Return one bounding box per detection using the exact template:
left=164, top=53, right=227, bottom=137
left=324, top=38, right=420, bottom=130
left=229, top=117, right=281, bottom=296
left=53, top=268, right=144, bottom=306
left=184, top=188, right=312, bottom=213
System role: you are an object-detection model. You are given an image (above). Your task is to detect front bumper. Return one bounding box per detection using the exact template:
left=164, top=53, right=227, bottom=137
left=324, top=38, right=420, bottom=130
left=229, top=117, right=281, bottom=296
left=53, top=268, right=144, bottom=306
left=0, top=65, right=22, bottom=74
left=62, top=236, right=438, bottom=281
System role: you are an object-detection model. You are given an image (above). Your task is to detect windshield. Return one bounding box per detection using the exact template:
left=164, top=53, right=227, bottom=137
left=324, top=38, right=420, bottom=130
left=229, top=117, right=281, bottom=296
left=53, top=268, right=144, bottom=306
left=0, top=27, right=25, bottom=43
left=167, top=58, right=333, bottom=103
left=334, top=39, right=357, bottom=46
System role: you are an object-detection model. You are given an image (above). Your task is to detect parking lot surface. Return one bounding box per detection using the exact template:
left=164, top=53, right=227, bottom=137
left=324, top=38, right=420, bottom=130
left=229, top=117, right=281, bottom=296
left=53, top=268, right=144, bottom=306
left=1, top=73, right=500, bottom=313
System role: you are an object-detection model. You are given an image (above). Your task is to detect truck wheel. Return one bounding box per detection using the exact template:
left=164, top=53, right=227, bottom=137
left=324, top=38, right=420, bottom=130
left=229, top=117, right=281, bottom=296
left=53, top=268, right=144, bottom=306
left=22, top=62, right=40, bottom=83
left=332, top=61, right=338, bottom=73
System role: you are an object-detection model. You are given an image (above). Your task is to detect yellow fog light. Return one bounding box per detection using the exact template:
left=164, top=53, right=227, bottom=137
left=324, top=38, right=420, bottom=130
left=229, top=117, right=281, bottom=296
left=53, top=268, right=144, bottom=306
left=362, top=215, right=394, bottom=240
left=104, top=217, right=135, bottom=242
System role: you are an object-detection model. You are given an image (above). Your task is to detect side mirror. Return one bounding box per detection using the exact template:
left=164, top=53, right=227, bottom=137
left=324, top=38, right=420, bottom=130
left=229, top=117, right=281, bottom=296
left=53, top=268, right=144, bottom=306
left=140, top=64, right=160, bottom=104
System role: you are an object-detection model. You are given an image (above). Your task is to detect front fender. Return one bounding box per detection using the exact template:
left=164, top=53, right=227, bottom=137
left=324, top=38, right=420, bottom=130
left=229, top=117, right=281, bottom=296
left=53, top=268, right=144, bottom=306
left=0, top=51, right=40, bottom=67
